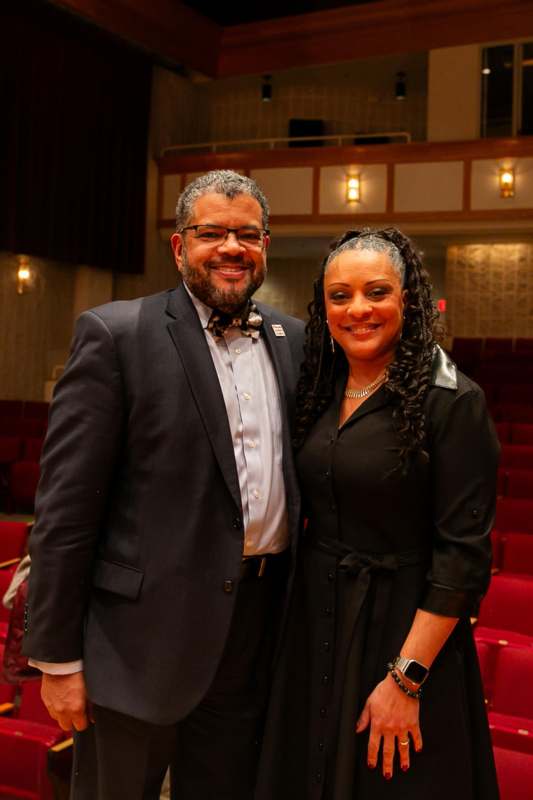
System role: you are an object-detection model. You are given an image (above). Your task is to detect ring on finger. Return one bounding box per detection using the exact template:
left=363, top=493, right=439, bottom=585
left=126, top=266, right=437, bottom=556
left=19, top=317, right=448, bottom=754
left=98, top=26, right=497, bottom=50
left=399, top=739, right=409, bottom=746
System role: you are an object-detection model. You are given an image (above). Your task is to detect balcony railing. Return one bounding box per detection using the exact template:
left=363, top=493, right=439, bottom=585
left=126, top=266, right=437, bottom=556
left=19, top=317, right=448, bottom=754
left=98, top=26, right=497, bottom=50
left=161, top=131, right=412, bottom=157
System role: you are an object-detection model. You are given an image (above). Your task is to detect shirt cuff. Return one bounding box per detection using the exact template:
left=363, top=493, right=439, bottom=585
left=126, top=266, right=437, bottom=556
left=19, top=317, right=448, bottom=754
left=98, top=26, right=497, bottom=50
left=28, top=659, right=84, bottom=674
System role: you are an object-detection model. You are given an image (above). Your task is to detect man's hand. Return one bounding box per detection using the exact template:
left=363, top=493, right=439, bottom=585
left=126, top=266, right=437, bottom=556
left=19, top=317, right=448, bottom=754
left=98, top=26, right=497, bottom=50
left=41, top=671, right=91, bottom=732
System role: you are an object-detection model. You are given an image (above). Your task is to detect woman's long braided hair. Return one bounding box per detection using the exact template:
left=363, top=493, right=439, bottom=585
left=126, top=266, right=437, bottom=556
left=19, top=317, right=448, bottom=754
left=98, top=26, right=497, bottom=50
left=294, top=227, right=441, bottom=472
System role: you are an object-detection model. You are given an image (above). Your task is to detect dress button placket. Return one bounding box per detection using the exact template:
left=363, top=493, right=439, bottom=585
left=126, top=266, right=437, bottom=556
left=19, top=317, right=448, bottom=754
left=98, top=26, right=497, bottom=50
left=310, top=558, right=336, bottom=797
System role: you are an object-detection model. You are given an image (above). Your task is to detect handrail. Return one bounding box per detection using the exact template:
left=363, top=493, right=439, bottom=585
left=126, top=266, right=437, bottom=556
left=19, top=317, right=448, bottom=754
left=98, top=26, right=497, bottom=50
left=161, top=131, right=411, bottom=157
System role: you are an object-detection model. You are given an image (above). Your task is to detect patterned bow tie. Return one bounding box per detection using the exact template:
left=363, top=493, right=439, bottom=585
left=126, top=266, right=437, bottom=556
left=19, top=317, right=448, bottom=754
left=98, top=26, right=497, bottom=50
left=207, top=302, right=263, bottom=341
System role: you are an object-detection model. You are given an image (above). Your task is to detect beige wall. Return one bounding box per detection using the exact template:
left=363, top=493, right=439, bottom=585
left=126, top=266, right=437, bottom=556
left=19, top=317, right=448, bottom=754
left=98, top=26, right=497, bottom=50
left=255, top=257, right=317, bottom=320
left=201, top=53, right=428, bottom=144
left=446, top=243, right=533, bottom=337
left=427, top=46, right=481, bottom=142
left=0, top=252, right=75, bottom=400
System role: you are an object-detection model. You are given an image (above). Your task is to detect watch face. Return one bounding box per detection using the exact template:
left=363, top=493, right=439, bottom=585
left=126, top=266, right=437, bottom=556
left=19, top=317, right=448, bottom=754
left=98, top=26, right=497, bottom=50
left=405, top=661, right=428, bottom=683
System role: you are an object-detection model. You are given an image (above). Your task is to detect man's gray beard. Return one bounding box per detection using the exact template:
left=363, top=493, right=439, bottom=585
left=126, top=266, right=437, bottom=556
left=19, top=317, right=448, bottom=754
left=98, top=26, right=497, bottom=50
left=181, top=248, right=265, bottom=313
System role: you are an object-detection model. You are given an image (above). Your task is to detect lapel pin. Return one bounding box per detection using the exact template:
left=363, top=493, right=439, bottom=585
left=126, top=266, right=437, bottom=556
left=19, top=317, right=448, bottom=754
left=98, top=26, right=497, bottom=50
left=272, top=323, right=286, bottom=337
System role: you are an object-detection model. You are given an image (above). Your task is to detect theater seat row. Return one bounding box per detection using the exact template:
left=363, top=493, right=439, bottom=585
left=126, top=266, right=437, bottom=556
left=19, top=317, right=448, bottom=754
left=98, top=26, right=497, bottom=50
left=492, top=531, right=533, bottom=575
left=477, top=642, right=533, bottom=756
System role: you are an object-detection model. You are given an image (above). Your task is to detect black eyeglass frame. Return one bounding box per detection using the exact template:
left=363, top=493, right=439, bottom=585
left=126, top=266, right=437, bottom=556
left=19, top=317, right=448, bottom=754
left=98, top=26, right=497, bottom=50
left=180, top=224, right=270, bottom=245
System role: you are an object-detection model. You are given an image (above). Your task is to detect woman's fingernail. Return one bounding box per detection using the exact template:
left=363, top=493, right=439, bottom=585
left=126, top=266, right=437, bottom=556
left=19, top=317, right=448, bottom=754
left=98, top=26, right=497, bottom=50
left=385, top=772, right=392, bottom=780
left=367, top=762, right=376, bottom=770
left=401, top=765, right=409, bottom=772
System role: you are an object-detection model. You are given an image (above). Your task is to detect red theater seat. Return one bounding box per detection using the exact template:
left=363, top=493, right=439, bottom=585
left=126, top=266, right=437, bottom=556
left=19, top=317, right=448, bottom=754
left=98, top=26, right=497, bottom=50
left=490, top=647, right=533, bottom=756
left=501, top=532, right=533, bottom=576
left=491, top=529, right=503, bottom=570
left=0, top=564, right=18, bottom=643
left=506, top=469, right=533, bottom=500
left=495, top=498, right=533, bottom=534
left=475, top=574, right=533, bottom=647
left=495, top=421, right=511, bottom=444
left=0, top=645, right=17, bottom=707
left=499, top=404, right=533, bottom=424
left=0, top=521, right=28, bottom=563
left=0, top=436, right=22, bottom=465
left=0, top=681, right=72, bottom=800
left=485, top=338, right=514, bottom=354
left=493, top=747, right=533, bottom=799
left=23, top=437, right=44, bottom=462
left=512, top=424, right=533, bottom=446
left=22, top=401, right=49, bottom=420
left=501, top=445, right=533, bottom=470
left=8, top=461, right=40, bottom=511
left=497, top=469, right=507, bottom=497
left=0, top=400, right=23, bottom=418
left=515, top=339, right=533, bottom=354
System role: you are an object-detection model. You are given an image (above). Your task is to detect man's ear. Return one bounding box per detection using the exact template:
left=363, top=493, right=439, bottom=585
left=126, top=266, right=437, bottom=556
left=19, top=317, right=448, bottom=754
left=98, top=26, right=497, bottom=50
left=170, top=233, right=184, bottom=273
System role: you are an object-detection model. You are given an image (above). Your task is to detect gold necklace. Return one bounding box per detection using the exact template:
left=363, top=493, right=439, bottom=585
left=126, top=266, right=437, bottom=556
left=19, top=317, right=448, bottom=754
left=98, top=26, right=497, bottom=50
left=344, top=372, right=387, bottom=399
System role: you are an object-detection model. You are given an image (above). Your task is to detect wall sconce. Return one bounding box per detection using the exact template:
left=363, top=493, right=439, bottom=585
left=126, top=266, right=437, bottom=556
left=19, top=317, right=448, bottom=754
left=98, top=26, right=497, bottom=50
left=16, top=255, right=33, bottom=294
left=499, top=166, right=515, bottom=198
left=395, top=71, right=406, bottom=101
left=346, top=174, right=361, bottom=203
left=261, top=74, right=272, bottom=103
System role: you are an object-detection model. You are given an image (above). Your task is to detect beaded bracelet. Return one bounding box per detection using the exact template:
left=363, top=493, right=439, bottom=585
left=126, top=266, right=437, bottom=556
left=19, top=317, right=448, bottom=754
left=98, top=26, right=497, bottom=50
left=387, top=662, right=423, bottom=699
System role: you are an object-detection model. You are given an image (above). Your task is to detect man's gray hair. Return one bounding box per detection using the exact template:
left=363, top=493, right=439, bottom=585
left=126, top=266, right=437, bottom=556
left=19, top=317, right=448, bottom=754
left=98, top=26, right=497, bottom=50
left=326, top=233, right=406, bottom=286
left=175, top=170, right=270, bottom=231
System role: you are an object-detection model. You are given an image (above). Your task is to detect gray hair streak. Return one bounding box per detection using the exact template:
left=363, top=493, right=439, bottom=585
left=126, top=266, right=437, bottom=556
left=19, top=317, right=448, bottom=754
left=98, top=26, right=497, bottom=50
left=175, top=170, right=270, bottom=231
left=326, top=233, right=406, bottom=286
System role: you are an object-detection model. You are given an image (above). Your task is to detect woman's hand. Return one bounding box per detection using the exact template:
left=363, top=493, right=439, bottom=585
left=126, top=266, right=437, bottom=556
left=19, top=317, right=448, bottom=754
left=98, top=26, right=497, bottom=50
left=355, top=672, right=423, bottom=779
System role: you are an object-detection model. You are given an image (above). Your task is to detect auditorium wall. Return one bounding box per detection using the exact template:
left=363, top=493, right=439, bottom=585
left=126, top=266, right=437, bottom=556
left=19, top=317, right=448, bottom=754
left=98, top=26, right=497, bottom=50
left=0, top=252, right=75, bottom=400
left=446, top=243, right=533, bottom=337
left=201, top=53, right=428, bottom=144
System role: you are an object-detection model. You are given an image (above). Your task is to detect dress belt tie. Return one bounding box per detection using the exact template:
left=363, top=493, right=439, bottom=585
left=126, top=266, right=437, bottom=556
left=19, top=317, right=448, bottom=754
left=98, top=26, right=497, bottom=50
left=309, top=536, right=429, bottom=799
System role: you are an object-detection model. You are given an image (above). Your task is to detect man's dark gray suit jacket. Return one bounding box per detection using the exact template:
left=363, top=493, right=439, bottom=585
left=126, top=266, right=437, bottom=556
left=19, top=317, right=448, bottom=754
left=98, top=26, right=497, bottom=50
left=24, top=283, right=305, bottom=725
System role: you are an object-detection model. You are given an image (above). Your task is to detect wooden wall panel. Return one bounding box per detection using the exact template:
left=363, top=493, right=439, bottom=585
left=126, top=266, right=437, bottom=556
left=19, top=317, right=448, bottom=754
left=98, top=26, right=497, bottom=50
left=219, top=0, right=533, bottom=77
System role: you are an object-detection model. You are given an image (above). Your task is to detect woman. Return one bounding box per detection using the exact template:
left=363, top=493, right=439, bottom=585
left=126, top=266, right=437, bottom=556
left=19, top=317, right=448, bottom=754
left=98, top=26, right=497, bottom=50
left=256, top=228, right=499, bottom=799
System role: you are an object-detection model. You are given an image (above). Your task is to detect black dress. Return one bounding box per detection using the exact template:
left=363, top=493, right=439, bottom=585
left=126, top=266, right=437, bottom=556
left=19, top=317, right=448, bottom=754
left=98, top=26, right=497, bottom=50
left=256, top=348, right=500, bottom=800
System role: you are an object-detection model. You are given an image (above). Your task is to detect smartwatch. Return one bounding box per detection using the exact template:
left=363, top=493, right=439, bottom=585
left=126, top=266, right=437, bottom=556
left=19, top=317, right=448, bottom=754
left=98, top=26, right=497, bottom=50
left=392, top=655, right=430, bottom=686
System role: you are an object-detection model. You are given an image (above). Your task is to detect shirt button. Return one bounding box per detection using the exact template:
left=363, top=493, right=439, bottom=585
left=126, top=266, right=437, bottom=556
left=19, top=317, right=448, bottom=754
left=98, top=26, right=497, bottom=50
left=324, top=607, right=332, bottom=617
left=253, top=489, right=260, bottom=499
left=318, top=740, right=325, bottom=752
left=223, top=580, right=234, bottom=593
left=232, top=518, right=241, bottom=529
left=243, top=392, right=251, bottom=400
left=327, top=571, right=335, bottom=582
left=324, top=470, right=330, bottom=478
left=320, top=707, right=327, bottom=718
left=322, top=674, right=330, bottom=685
left=322, top=641, right=330, bottom=652
left=235, top=348, right=241, bottom=354
left=248, top=440, right=256, bottom=448
left=315, top=772, right=323, bottom=784
left=472, top=508, right=479, bottom=518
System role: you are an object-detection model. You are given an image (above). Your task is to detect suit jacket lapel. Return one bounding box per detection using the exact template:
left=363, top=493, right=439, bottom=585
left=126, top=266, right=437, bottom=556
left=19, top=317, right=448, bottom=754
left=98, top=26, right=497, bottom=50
left=165, top=285, right=242, bottom=513
left=257, top=305, right=296, bottom=419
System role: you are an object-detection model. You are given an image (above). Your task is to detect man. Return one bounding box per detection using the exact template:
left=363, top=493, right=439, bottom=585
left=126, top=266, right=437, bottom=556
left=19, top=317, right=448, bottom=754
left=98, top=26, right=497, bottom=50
left=24, top=170, right=305, bottom=799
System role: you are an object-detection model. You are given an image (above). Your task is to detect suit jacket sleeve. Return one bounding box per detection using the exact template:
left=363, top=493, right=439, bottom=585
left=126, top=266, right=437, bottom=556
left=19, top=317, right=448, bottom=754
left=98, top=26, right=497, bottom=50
left=420, top=386, right=500, bottom=618
left=24, top=310, right=124, bottom=662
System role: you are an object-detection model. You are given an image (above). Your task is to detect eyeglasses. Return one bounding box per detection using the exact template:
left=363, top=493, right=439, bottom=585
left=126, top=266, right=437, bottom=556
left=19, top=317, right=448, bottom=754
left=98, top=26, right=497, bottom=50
left=180, top=225, right=269, bottom=248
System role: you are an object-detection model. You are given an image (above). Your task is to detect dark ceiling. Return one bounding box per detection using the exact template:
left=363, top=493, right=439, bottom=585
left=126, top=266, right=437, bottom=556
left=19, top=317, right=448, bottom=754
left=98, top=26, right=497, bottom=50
left=182, top=0, right=382, bottom=27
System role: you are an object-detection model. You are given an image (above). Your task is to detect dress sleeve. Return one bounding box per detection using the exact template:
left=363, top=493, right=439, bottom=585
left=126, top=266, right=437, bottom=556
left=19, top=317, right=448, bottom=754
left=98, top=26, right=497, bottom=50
left=420, top=386, right=500, bottom=618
